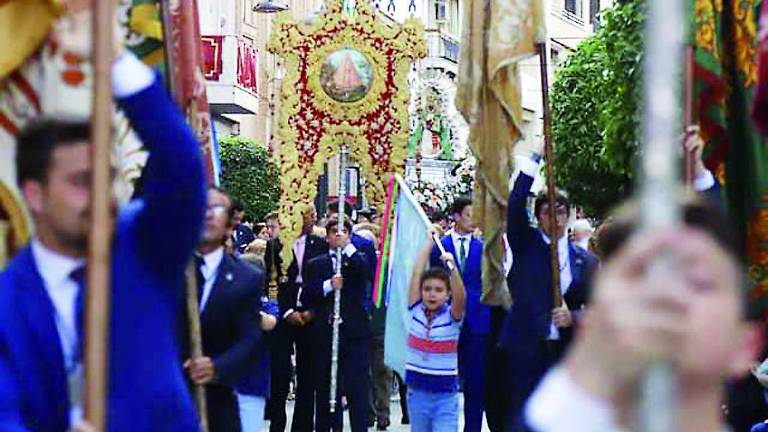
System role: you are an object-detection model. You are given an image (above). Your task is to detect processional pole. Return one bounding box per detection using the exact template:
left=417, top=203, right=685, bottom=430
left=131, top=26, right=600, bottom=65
left=159, top=0, right=210, bottom=429
left=330, top=145, right=349, bottom=414
left=537, top=42, right=563, bottom=308
left=639, top=0, right=685, bottom=430
left=84, top=0, right=115, bottom=429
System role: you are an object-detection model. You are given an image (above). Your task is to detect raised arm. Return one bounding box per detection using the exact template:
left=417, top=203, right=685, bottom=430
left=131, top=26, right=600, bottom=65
left=115, top=53, right=206, bottom=279
left=445, top=254, right=465, bottom=321
left=507, top=156, right=540, bottom=255
left=409, top=235, right=436, bottom=307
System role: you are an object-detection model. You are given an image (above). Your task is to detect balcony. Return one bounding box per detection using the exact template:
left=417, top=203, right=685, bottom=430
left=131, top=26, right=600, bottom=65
left=423, top=29, right=460, bottom=75
left=201, top=35, right=260, bottom=115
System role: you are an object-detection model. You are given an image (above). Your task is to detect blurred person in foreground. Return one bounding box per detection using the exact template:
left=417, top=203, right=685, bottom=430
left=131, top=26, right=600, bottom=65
left=513, top=196, right=763, bottom=432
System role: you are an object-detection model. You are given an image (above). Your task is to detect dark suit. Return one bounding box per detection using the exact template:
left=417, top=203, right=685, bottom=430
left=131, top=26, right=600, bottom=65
left=303, top=247, right=370, bottom=432
left=431, top=235, right=491, bottom=432
left=178, top=253, right=264, bottom=432
left=500, top=170, right=598, bottom=427
left=277, top=234, right=328, bottom=432
left=0, top=75, right=206, bottom=430
left=233, top=224, right=256, bottom=255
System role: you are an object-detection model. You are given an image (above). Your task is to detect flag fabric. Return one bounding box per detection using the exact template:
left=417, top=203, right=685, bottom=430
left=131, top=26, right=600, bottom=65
left=456, top=0, right=545, bottom=309
left=383, top=177, right=431, bottom=377
left=372, top=175, right=398, bottom=308
left=694, top=0, right=768, bottom=313
left=0, top=0, right=61, bottom=80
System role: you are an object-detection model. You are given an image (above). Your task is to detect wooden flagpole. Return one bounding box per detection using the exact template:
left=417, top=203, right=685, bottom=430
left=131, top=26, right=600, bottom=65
left=84, top=0, right=115, bottom=429
left=185, top=263, right=209, bottom=432
left=537, top=42, right=563, bottom=308
left=159, top=1, right=211, bottom=428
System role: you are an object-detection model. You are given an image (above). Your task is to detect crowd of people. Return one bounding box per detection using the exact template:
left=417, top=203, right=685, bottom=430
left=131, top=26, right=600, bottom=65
left=3, top=31, right=768, bottom=432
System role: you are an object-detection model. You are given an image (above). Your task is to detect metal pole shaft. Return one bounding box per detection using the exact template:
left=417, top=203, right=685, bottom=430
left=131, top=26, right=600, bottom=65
left=640, top=0, right=684, bottom=430
left=330, top=146, right=348, bottom=413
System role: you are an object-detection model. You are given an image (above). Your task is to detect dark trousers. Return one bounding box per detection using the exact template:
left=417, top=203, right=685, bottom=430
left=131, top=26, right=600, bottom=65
left=315, top=326, right=370, bottom=432
left=291, top=320, right=317, bottom=432
left=206, top=384, right=241, bottom=432
left=459, top=330, right=490, bottom=432
left=503, top=339, right=564, bottom=432
left=369, top=333, right=392, bottom=423
left=269, top=322, right=294, bottom=432
left=485, top=307, right=509, bottom=432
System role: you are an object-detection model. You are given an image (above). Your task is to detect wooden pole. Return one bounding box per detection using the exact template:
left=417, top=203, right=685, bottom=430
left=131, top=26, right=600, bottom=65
left=159, top=1, right=211, bottom=427
left=185, top=263, right=210, bottom=432
left=84, top=0, right=114, bottom=429
left=683, top=45, right=696, bottom=187
left=537, top=42, right=562, bottom=308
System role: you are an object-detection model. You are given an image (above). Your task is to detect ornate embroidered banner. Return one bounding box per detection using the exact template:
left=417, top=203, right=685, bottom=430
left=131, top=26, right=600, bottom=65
left=268, top=0, right=425, bottom=267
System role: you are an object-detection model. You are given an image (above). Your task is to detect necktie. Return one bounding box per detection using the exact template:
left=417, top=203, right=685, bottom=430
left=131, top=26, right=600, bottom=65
left=459, top=237, right=467, bottom=273
left=194, top=255, right=205, bottom=304
left=69, top=266, right=86, bottom=362
left=68, top=266, right=86, bottom=411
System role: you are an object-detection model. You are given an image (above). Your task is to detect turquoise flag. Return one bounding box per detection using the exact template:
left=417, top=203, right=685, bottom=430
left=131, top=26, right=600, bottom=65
left=384, top=177, right=430, bottom=377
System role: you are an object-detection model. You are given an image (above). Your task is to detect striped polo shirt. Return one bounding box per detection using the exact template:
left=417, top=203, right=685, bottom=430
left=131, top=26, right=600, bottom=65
left=405, top=301, right=462, bottom=393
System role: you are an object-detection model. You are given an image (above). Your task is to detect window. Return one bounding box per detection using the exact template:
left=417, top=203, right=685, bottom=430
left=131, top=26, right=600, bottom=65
left=435, top=0, right=447, bottom=22
left=589, top=0, right=600, bottom=24
left=244, top=0, right=255, bottom=26
left=564, top=0, right=577, bottom=14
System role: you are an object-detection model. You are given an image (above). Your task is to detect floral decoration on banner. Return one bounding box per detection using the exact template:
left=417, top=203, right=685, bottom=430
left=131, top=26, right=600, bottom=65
left=448, top=155, right=476, bottom=197
left=268, top=0, right=425, bottom=268
left=409, top=179, right=453, bottom=214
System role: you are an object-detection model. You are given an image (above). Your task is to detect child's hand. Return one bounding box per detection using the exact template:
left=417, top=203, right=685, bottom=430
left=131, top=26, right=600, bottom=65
left=440, top=253, right=455, bottom=267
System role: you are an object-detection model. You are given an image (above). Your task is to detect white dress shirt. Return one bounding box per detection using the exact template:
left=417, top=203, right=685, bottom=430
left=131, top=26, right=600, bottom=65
left=323, top=243, right=358, bottom=296
left=197, top=247, right=224, bottom=313
left=540, top=232, right=572, bottom=340
left=30, top=238, right=85, bottom=425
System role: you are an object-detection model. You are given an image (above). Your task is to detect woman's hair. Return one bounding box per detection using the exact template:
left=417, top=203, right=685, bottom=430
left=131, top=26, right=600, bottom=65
left=420, top=267, right=451, bottom=293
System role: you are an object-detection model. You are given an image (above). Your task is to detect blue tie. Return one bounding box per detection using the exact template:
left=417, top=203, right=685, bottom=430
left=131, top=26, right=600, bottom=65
left=69, top=266, right=86, bottom=364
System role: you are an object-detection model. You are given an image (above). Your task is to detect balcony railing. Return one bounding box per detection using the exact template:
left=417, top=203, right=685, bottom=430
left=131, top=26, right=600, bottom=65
left=425, top=30, right=460, bottom=64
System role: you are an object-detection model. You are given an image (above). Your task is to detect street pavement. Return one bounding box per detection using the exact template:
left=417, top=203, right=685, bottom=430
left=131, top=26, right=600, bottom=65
left=266, top=394, right=491, bottom=431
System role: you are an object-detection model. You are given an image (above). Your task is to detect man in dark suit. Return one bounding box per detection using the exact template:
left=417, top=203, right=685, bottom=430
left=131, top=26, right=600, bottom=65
left=231, top=199, right=256, bottom=255
left=0, top=50, right=206, bottom=430
left=499, top=154, right=598, bottom=426
left=430, top=196, right=492, bottom=432
left=278, top=203, right=329, bottom=431
left=304, top=216, right=370, bottom=432
left=179, top=187, right=264, bottom=432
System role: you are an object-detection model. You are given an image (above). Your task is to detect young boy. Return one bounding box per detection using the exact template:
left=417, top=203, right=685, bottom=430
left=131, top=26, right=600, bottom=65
left=406, top=231, right=467, bottom=431
left=303, top=216, right=371, bottom=432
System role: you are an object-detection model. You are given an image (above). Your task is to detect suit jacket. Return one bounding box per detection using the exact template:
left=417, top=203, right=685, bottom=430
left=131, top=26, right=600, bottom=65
left=499, top=172, right=598, bottom=355
left=232, top=224, right=256, bottom=255
left=302, top=249, right=370, bottom=340
left=350, top=232, right=376, bottom=311
left=178, top=253, right=264, bottom=387
left=430, top=235, right=490, bottom=335
left=0, top=77, right=206, bottom=431
left=280, top=234, right=328, bottom=316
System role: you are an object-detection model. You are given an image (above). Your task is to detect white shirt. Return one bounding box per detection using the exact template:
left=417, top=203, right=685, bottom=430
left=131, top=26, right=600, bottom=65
left=526, top=367, right=731, bottom=432
left=197, top=247, right=224, bottom=313
left=450, top=231, right=472, bottom=266
left=526, top=367, right=617, bottom=432
left=30, top=238, right=85, bottom=425
left=322, top=243, right=358, bottom=296
left=540, top=232, right=572, bottom=340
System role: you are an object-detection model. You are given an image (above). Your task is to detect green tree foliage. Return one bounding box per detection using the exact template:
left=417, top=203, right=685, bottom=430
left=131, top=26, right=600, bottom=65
left=551, top=0, right=644, bottom=218
left=218, top=135, right=280, bottom=222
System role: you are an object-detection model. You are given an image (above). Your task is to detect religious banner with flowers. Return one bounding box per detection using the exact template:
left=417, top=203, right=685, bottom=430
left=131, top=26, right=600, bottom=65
left=268, top=0, right=425, bottom=267
left=694, top=0, right=768, bottom=314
